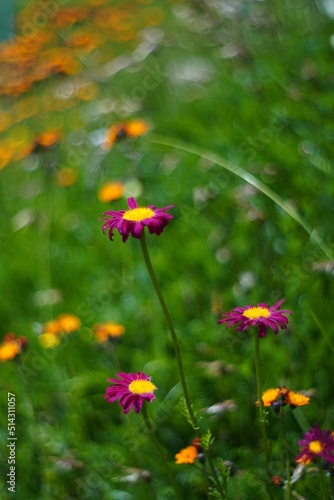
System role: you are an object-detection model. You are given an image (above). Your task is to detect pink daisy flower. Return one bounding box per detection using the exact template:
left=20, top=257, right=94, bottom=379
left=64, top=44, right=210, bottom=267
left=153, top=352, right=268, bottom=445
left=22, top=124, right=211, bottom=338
left=101, top=197, right=174, bottom=242
left=105, top=372, right=157, bottom=414
left=218, top=299, right=292, bottom=338
left=296, top=424, right=334, bottom=465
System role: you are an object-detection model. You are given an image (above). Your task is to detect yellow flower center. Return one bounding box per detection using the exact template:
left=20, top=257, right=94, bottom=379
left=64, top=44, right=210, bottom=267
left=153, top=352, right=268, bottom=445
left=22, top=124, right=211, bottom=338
left=243, top=306, right=270, bottom=320
left=129, top=379, right=157, bottom=394
left=309, top=440, right=323, bottom=454
left=123, top=207, right=154, bottom=222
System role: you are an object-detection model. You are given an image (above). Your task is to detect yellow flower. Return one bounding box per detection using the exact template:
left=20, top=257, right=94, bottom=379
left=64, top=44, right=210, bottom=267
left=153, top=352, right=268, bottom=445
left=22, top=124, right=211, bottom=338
left=175, top=446, right=197, bottom=464
left=97, top=182, right=124, bottom=203
left=38, top=333, right=61, bottom=348
left=93, top=322, right=125, bottom=342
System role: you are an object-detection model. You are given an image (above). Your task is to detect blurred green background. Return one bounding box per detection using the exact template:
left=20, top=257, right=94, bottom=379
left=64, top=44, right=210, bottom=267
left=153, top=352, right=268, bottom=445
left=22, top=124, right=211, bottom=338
left=1, top=0, right=334, bottom=498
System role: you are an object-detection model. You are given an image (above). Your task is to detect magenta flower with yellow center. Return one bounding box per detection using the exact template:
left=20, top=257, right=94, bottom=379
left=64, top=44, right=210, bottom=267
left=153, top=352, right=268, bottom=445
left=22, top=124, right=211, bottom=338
left=101, top=197, right=174, bottom=242
left=218, top=299, right=292, bottom=338
left=105, top=372, right=157, bottom=414
left=296, top=424, right=334, bottom=465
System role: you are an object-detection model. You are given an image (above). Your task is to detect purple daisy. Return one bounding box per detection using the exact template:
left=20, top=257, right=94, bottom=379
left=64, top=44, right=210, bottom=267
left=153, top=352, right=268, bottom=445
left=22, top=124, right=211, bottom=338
left=105, top=372, right=157, bottom=414
left=296, top=424, right=334, bottom=465
left=218, top=299, right=292, bottom=338
left=101, top=197, right=174, bottom=242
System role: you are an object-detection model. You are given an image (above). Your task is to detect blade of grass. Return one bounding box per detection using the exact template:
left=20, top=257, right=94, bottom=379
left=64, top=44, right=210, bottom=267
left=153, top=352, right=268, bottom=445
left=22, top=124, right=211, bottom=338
left=149, top=135, right=334, bottom=263
left=307, top=304, right=334, bottom=356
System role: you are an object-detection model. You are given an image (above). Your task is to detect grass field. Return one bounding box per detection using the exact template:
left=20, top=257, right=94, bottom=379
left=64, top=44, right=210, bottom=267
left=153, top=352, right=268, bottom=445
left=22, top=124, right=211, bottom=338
left=1, top=0, right=334, bottom=498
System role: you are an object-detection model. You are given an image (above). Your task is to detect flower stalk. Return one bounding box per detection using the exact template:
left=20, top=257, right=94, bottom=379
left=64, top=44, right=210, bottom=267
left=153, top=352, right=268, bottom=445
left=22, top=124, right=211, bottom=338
left=317, top=457, right=327, bottom=500
left=280, top=408, right=291, bottom=500
left=139, top=230, right=225, bottom=498
left=254, top=332, right=272, bottom=489
left=141, top=402, right=182, bottom=500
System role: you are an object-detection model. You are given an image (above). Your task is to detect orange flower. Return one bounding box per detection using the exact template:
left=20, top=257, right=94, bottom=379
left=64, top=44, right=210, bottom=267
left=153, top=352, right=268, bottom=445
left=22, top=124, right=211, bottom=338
left=175, top=446, right=197, bottom=465
left=40, top=48, right=82, bottom=76
left=124, top=120, right=149, bottom=138
left=0, top=334, right=28, bottom=361
left=43, top=314, right=81, bottom=336
left=93, top=322, right=125, bottom=342
left=65, top=31, right=101, bottom=52
left=103, top=120, right=149, bottom=149
left=0, top=340, right=21, bottom=361
left=57, top=314, right=81, bottom=334
left=35, top=130, right=62, bottom=148
left=52, top=8, right=89, bottom=28
left=43, top=319, right=61, bottom=335
left=288, top=391, right=310, bottom=407
left=262, top=388, right=280, bottom=407
left=103, top=123, right=126, bottom=149
left=98, top=182, right=124, bottom=203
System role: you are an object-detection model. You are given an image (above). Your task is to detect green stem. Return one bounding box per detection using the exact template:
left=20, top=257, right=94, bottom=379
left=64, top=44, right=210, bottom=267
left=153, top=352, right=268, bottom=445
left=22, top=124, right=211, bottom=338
left=140, top=232, right=196, bottom=428
left=317, top=457, right=327, bottom=500
left=141, top=402, right=182, bottom=500
left=139, top=231, right=225, bottom=498
left=254, top=332, right=272, bottom=493
left=280, top=409, right=291, bottom=500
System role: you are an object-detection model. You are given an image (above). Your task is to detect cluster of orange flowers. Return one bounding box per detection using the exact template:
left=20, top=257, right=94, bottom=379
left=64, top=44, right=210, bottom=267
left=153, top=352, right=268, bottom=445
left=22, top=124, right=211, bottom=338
left=0, top=129, right=62, bottom=171
left=38, top=314, right=82, bottom=348
left=93, top=322, right=125, bottom=343
left=1, top=316, right=126, bottom=358
left=0, top=0, right=158, bottom=172
left=0, top=1, right=163, bottom=98
left=0, top=115, right=148, bottom=172
left=175, top=388, right=310, bottom=467
left=0, top=334, right=28, bottom=362
left=96, top=119, right=149, bottom=202
left=103, top=120, right=149, bottom=150
left=260, top=386, right=310, bottom=409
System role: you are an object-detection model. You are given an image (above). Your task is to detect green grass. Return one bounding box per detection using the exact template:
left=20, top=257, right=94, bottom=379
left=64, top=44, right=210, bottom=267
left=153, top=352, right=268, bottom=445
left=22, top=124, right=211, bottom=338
left=1, top=0, right=334, bottom=498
